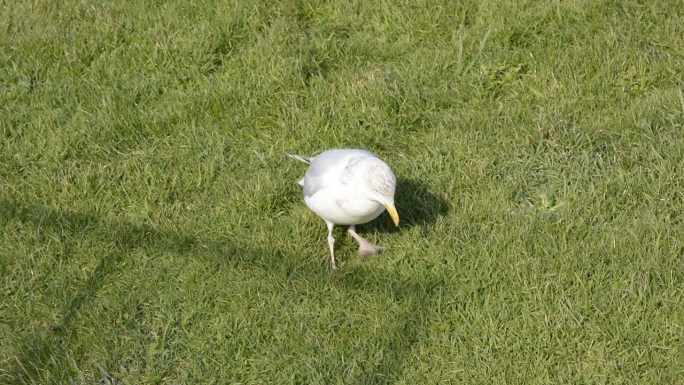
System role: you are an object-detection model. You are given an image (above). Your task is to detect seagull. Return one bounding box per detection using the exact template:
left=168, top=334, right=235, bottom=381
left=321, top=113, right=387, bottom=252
left=289, top=149, right=399, bottom=269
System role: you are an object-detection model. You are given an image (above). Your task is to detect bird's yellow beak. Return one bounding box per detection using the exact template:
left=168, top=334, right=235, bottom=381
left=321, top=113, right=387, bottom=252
left=384, top=203, right=400, bottom=226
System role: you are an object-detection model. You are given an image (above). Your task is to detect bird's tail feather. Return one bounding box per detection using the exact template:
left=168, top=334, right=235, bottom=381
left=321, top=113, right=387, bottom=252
left=287, top=154, right=311, bottom=164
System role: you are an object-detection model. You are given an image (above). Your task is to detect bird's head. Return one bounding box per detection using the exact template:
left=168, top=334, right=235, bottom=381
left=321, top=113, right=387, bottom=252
left=361, top=158, right=400, bottom=226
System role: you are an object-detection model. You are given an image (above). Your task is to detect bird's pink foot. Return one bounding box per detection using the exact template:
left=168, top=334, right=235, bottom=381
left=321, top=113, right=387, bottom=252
left=357, top=238, right=383, bottom=256
left=347, top=225, right=383, bottom=256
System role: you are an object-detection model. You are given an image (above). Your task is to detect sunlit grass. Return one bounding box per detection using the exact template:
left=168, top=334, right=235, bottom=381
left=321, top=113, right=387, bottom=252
left=1, top=1, right=683, bottom=384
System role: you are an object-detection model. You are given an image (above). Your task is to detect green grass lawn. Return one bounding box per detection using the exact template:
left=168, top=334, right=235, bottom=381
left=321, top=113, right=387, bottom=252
left=2, top=0, right=683, bottom=383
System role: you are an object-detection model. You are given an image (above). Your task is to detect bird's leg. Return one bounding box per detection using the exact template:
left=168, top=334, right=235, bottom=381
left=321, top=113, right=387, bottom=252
left=347, top=225, right=382, bottom=256
left=326, top=221, right=337, bottom=269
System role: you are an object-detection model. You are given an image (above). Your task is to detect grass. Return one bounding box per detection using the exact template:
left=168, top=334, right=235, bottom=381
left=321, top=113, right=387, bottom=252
left=1, top=0, right=683, bottom=383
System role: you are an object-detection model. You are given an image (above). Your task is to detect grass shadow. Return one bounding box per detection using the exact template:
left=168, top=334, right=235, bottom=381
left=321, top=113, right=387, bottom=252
left=1, top=198, right=443, bottom=384
left=364, top=178, right=450, bottom=234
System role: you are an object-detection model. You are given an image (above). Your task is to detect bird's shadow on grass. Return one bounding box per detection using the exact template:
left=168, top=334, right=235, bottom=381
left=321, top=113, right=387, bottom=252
left=1, top=198, right=443, bottom=384
left=364, top=178, right=450, bottom=234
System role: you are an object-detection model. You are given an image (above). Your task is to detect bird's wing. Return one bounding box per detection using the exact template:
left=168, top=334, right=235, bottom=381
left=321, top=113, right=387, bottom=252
left=303, top=171, right=326, bottom=198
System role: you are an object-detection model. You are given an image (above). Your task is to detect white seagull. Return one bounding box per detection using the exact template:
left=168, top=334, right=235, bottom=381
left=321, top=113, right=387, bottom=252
left=289, top=149, right=399, bottom=268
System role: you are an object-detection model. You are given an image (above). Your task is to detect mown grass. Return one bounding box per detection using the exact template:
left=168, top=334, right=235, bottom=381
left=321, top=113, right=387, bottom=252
left=1, top=0, right=683, bottom=384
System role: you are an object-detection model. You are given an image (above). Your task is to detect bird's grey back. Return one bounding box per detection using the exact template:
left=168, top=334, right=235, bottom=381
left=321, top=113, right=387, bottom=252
left=306, top=149, right=374, bottom=177
left=303, top=149, right=376, bottom=197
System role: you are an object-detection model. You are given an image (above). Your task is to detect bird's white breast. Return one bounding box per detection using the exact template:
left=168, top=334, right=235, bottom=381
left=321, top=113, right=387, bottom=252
left=304, top=191, right=384, bottom=225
